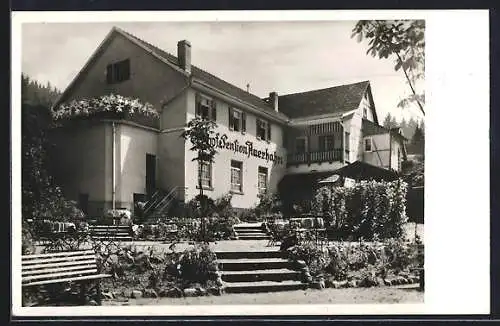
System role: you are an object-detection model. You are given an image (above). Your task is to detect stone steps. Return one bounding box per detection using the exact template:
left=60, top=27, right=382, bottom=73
left=216, top=248, right=307, bottom=293
left=224, top=280, right=307, bottom=294
left=233, top=224, right=270, bottom=240
left=235, top=234, right=271, bottom=240
left=221, top=269, right=301, bottom=283
left=89, top=225, right=132, bottom=241
left=218, top=258, right=292, bottom=271
left=216, top=250, right=283, bottom=259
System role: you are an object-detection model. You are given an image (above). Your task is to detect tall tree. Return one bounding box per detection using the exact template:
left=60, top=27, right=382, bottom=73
left=352, top=20, right=425, bottom=116
left=180, top=117, right=218, bottom=241
left=22, top=74, right=83, bottom=221
left=410, top=125, right=425, bottom=156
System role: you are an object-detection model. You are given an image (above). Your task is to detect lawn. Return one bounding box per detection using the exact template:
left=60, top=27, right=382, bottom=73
left=103, top=284, right=423, bottom=306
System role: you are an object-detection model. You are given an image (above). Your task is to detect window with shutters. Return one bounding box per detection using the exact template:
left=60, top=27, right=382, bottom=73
left=318, top=135, right=335, bottom=151
left=229, top=108, right=245, bottom=133
left=230, top=160, right=243, bottom=193
left=195, top=93, right=217, bottom=121
left=198, top=161, right=212, bottom=188
left=256, top=119, right=271, bottom=141
left=106, top=59, right=130, bottom=84
left=258, top=166, right=268, bottom=194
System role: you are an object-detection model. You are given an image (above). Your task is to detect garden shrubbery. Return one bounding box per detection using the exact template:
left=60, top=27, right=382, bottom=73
left=312, top=180, right=408, bottom=240
left=286, top=239, right=421, bottom=287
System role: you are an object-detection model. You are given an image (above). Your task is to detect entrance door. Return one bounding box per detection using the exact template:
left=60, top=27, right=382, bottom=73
left=78, top=193, right=89, bottom=215
left=146, top=154, right=156, bottom=196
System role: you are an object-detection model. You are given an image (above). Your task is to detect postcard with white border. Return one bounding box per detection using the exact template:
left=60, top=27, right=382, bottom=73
left=11, top=9, right=490, bottom=317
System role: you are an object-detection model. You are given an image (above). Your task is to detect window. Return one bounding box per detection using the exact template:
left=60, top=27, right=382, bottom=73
left=195, top=93, right=217, bottom=121
left=295, top=137, right=307, bottom=153
left=364, top=138, right=372, bottom=152
left=258, top=166, right=268, bottom=194
left=229, top=108, right=246, bottom=132
left=363, top=107, right=367, bottom=119
left=230, top=160, right=243, bottom=193
left=319, top=135, right=335, bottom=151
left=106, top=59, right=130, bottom=84
left=198, top=161, right=212, bottom=188
left=256, top=119, right=271, bottom=141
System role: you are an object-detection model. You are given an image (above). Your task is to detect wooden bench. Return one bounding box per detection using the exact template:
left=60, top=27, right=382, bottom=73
left=22, top=250, right=111, bottom=305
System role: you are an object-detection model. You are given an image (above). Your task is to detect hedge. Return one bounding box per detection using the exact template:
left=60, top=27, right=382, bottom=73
left=312, top=179, right=408, bottom=240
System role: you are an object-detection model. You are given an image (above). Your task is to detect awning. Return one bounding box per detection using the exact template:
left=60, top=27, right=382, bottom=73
left=279, top=161, right=399, bottom=193
left=332, top=161, right=399, bottom=182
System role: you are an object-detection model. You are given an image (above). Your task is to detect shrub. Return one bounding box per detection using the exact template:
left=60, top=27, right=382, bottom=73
left=205, top=215, right=238, bottom=241
left=312, top=179, right=408, bottom=240
left=22, top=224, right=36, bottom=255
left=325, top=244, right=349, bottom=280
left=357, top=269, right=380, bottom=288
left=178, top=244, right=217, bottom=283
left=287, top=242, right=330, bottom=276
left=382, top=238, right=416, bottom=272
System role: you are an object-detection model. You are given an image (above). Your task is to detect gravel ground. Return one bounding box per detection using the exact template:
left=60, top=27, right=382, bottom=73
left=103, top=285, right=423, bottom=306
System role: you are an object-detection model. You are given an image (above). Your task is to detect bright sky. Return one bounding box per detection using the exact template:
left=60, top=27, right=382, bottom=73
left=21, top=21, right=424, bottom=122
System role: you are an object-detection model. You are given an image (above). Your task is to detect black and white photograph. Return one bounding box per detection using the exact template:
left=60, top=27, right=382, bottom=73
left=11, top=10, right=489, bottom=317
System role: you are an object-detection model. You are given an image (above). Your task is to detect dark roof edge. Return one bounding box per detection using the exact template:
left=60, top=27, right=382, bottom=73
left=278, top=80, right=370, bottom=98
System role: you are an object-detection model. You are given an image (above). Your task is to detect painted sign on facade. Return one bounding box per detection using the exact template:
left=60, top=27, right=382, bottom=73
left=208, top=133, right=284, bottom=165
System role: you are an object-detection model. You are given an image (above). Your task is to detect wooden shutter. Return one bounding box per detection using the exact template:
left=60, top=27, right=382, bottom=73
left=195, top=93, right=201, bottom=117
left=229, top=108, right=234, bottom=130
left=267, top=121, right=272, bottom=141
left=106, top=64, right=113, bottom=84
left=241, top=112, right=246, bottom=133
left=211, top=100, right=217, bottom=122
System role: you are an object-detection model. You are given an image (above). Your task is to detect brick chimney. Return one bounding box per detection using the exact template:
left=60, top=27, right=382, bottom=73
left=269, top=92, right=279, bottom=112
left=177, top=40, right=191, bottom=74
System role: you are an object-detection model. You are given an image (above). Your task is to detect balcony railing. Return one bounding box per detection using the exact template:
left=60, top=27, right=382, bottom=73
left=287, top=149, right=343, bottom=166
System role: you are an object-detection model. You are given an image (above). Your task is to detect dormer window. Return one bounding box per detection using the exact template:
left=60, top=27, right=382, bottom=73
left=195, top=93, right=217, bottom=121
left=106, top=59, right=130, bottom=84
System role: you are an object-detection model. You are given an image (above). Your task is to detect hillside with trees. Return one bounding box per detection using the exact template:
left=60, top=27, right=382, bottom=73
left=21, top=74, right=84, bottom=221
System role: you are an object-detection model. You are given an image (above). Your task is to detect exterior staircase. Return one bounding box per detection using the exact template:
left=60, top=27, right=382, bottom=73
left=216, top=250, right=307, bottom=293
left=89, top=225, right=133, bottom=241
left=142, top=187, right=186, bottom=220
left=233, top=223, right=271, bottom=240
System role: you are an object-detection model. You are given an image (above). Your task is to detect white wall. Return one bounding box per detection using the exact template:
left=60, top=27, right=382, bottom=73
left=184, top=89, right=287, bottom=208
left=116, top=123, right=158, bottom=209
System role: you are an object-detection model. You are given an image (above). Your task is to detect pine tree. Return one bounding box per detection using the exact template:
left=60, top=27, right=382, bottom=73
left=409, top=125, right=425, bottom=156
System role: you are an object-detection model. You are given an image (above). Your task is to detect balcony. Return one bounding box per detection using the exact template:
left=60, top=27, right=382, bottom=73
left=287, top=149, right=343, bottom=166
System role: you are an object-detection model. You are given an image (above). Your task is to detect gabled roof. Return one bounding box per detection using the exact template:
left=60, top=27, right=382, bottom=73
left=275, top=81, right=374, bottom=120
left=117, top=28, right=290, bottom=121
left=53, top=26, right=288, bottom=122
left=362, top=118, right=408, bottom=141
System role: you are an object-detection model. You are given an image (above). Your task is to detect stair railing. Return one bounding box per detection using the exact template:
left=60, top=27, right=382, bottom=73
left=142, top=190, right=164, bottom=215
left=144, top=186, right=187, bottom=218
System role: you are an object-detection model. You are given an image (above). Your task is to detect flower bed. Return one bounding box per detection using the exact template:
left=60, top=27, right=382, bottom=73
left=132, top=216, right=238, bottom=242
left=54, top=94, right=160, bottom=129
left=97, top=243, right=224, bottom=301
left=287, top=240, right=423, bottom=290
